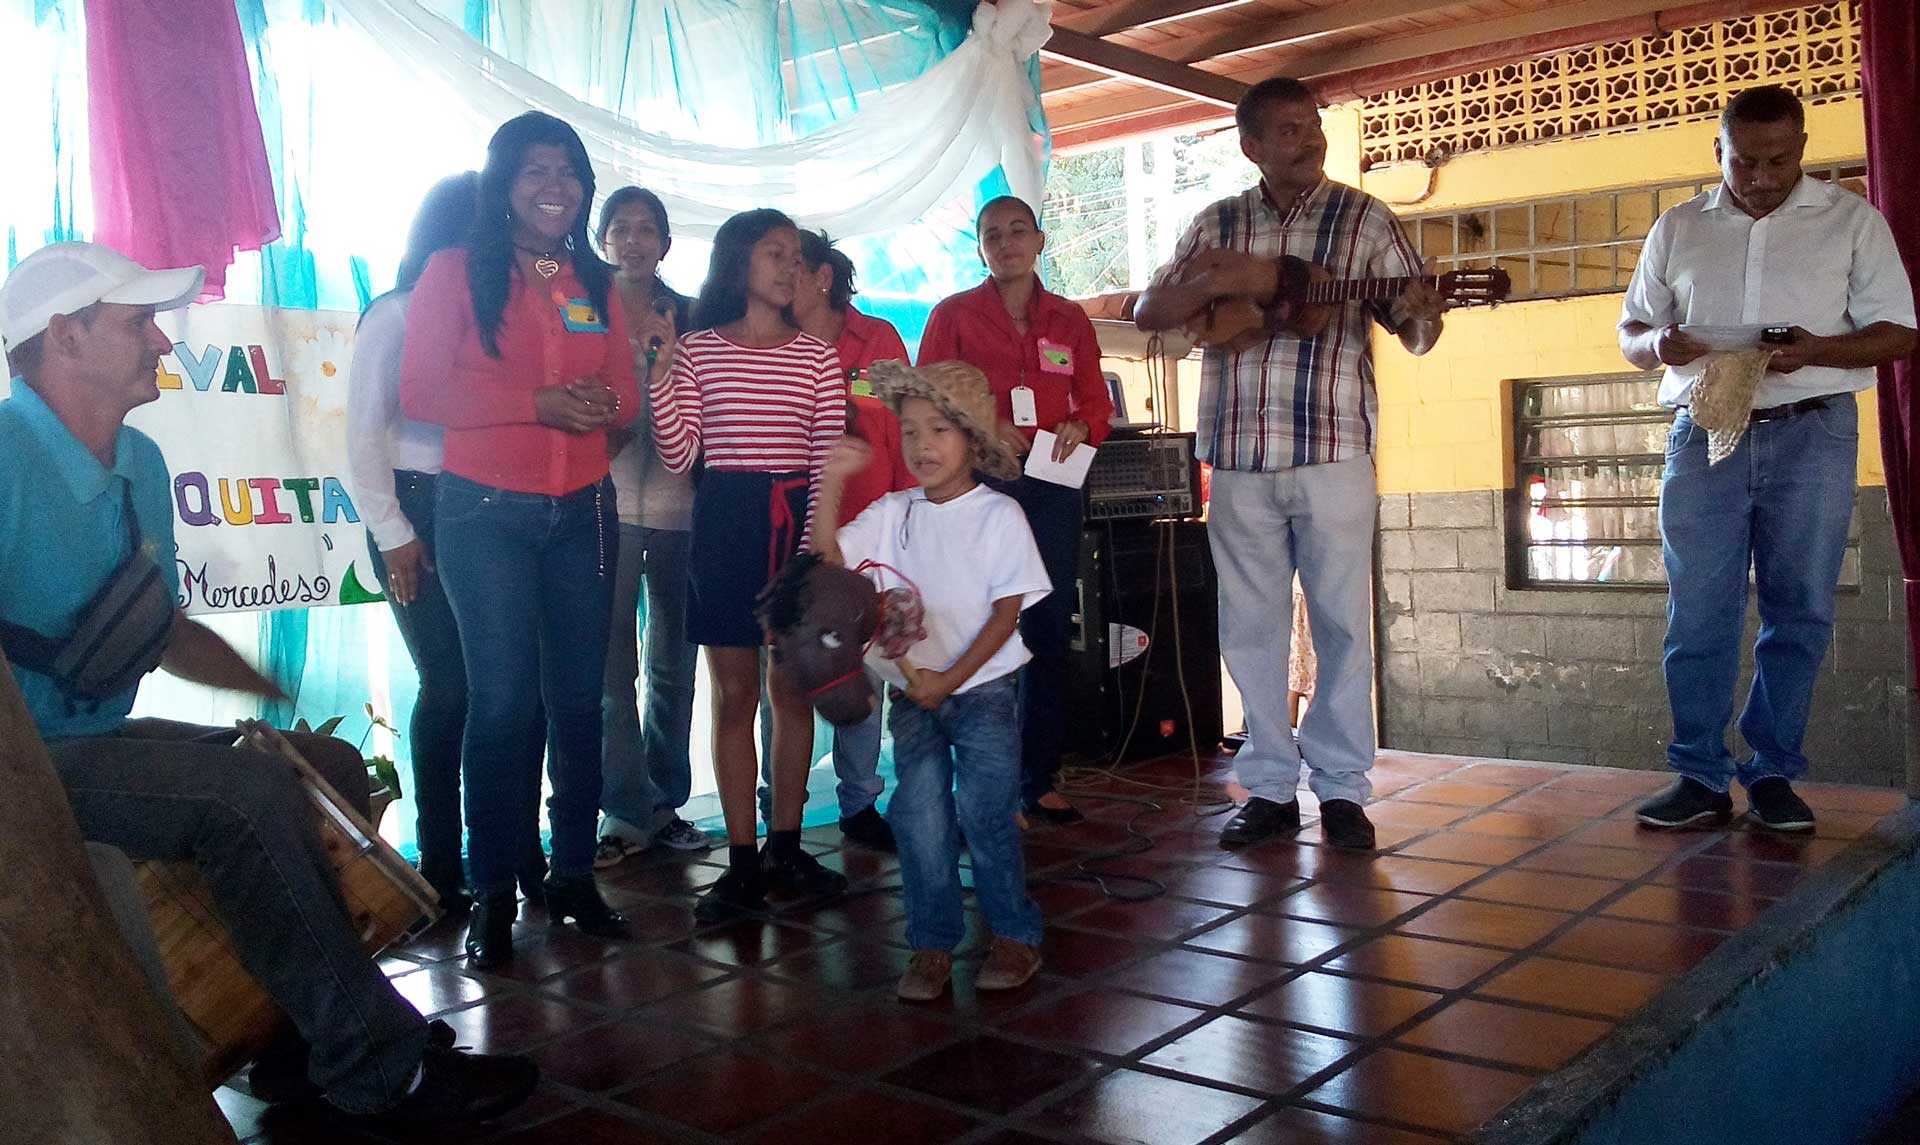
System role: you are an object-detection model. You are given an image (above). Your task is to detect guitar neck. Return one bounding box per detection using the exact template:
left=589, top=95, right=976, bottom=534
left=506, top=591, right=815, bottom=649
left=1303, top=275, right=1435, bottom=304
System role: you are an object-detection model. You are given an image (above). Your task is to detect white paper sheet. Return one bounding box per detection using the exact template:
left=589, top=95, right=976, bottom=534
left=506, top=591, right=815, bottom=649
left=1024, top=430, right=1096, bottom=489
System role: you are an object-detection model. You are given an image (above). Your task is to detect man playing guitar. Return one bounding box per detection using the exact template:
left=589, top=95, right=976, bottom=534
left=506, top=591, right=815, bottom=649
left=1135, top=76, right=1449, bottom=852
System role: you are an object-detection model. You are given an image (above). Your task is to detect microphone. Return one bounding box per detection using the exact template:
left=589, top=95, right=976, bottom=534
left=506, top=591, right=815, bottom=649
left=645, top=295, right=673, bottom=368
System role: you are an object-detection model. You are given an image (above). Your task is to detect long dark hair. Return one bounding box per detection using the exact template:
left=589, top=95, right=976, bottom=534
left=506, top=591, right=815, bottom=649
left=798, top=229, right=856, bottom=312
left=691, top=208, right=797, bottom=332
left=397, top=172, right=478, bottom=292
left=467, top=112, right=610, bottom=357
left=597, top=185, right=671, bottom=247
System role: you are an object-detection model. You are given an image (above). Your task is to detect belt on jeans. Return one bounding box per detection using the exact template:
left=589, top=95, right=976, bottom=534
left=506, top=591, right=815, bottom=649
left=1678, top=394, right=1839, bottom=425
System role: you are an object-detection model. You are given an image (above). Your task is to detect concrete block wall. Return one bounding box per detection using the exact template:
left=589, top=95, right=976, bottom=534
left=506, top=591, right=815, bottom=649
left=1376, top=488, right=1912, bottom=787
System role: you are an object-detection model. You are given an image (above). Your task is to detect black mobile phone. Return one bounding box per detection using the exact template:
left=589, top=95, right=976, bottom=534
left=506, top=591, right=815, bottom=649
left=1760, top=326, right=1795, bottom=345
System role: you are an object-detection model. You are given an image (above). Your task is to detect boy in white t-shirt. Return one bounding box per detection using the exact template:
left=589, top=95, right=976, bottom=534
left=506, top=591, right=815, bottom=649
left=811, top=360, right=1052, bottom=1002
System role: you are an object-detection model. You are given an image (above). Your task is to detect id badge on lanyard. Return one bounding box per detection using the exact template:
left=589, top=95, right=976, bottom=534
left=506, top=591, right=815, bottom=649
left=1010, top=385, right=1038, bottom=427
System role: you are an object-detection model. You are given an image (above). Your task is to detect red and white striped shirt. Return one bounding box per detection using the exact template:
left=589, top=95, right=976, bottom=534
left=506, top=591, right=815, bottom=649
left=650, top=328, right=844, bottom=484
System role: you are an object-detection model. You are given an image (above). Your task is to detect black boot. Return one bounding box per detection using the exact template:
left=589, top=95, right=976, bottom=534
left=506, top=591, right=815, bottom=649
left=465, top=892, right=518, bottom=970
left=543, top=874, right=629, bottom=939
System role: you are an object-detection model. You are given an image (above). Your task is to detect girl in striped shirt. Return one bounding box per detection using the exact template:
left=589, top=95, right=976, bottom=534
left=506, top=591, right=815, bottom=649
left=647, top=208, right=849, bottom=921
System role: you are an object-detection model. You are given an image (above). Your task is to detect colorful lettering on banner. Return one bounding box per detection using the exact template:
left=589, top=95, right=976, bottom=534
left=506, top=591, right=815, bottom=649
left=123, top=305, right=381, bottom=615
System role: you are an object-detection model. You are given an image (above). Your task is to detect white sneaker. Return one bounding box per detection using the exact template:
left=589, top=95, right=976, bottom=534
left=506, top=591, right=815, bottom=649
left=593, top=830, right=649, bottom=869
left=653, top=817, right=715, bottom=851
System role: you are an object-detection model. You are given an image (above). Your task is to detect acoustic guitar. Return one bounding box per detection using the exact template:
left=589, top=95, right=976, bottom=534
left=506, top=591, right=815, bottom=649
left=1184, top=257, right=1511, bottom=351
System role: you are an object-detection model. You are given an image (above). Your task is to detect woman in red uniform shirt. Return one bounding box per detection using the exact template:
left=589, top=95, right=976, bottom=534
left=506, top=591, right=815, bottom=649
left=401, top=112, right=641, bottom=968
left=918, top=196, right=1113, bottom=824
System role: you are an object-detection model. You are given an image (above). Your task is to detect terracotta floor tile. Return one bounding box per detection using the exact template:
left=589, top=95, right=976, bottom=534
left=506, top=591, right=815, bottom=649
left=1305, top=1048, right=1534, bottom=1136
left=1364, top=801, right=1475, bottom=829
left=385, top=967, right=494, bottom=1017
left=1544, top=916, right=1724, bottom=974
left=540, top=949, right=732, bottom=1010
left=1704, top=831, right=1851, bottom=866
left=1064, top=898, right=1241, bottom=942
left=434, top=994, right=599, bottom=1054
left=1568, top=819, right=1714, bottom=852
left=1163, top=866, right=1307, bottom=908
left=1601, top=884, right=1773, bottom=931
left=1396, top=997, right=1612, bottom=1071
left=778, top=889, right=907, bottom=934
left=809, top=847, right=901, bottom=885
left=1028, top=880, right=1116, bottom=916
left=1041, top=926, right=1148, bottom=977
left=1143, top=1014, right=1359, bottom=1095
left=604, top=860, right=728, bottom=897
left=527, top=1017, right=716, bottom=1092
left=758, top=1002, right=960, bottom=1075
left=744, top=1087, right=977, bottom=1145
left=1320, top=855, right=1491, bottom=896
left=1455, top=810, right=1591, bottom=841
left=1517, top=842, right=1669, bottom=880
left=1185, top=916, right=1368, bottom=965
left=999, top=989, right=1207, bottom=1056
left=1475, top=957, right=1667, bottom=1019
left=1449, top=763, right=1565, bottom=787
left=1106, top=947, right=1292, bottom=1007
left=881, top=1034, right=1095, bottom=1114
left=1459, top=869, right=1623, bottom=913
left=646, top=974, right=826, bottom=1036
left=1264, top=884, right=1435, bottom=928
left=1397, top=898, right=1574, bottom=950
left=1497, top=787, right=1637, bottom=818
left=613, top=1047, right=838, bottom=1134
left=1219, top=841, right=1352, bottom=880
left=669, top=920, right=828, bottom=967
left=1236, top=971, right=1445, bottom=1038
left=1811, top=811, right=1888, bottom=841
left=492, top=1107, right=677, bottom=1145
left=1394, top=832, right=1543, bottom=867
left=1652, top=855, right=1807, bottom=897
left=762, top=938, right=917, bottom=993
left=598, top=899, right=702, bottom=945
left=1547, top=769, right=1672, bottom=795
left=1033, top=1068, right=1267, bottom=1145
left=1373, top=754, right=1471, bottom=780
left=1792, top=783, right=1909, bottom=815
left=480, top=928, right=628, bottom=985
left=1325, top=935, right=1511, bottom=991
left=1398, top=782, right=1519, bottom=808
left=1143, top=825, right=1253, bottom=862
left=1228, top=1104, right=1452, bottom=1143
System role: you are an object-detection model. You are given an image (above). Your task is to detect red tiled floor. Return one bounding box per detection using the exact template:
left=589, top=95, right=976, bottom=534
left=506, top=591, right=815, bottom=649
left=1320, top=855, right=1490, bottom=895
left=1373, top=754, right=1470, bottom=781
left=434, top=994, right=600, bottom=1054
left=491, top=1106, right=678, bottom=1145
left=1517, top=841, right=1670, bottom=880
left=1040, top=926, right=1148, bottom=977
left=1306, top=1048, right=1535, bottom=1136
left=540, top=949, right=732, bottom=1009
left=612, top=1047, right=838, bottom=1134
left=1394, top=832, right=1543, bottom=867
left=1568, top=818, right=1713, bottom=852
left=1162, top=866, right=1306, bottom=908
left=1064, top=897, right=1241, bottom=942
left=1497, top=786, right=1637, bottom=818
left=744, top=1087, right=977, bottom=1145
left=385, top=967, right=494, bottom=1016
left=762, top=938, right=917, bottom=993
left=1450, top=763, right=1564, bottom=787
left=1399, top=782, right=1519, bottom=808
left=998, top=989, right=1206, bottom=1056
left=1325, top=934, right=1511, bottom=991
left=1143, top=1013, right=1359, bottom=1095
left=1364, top=800, right=1476, bottom=828
left=1106, top=947, right=1292, bottom=1007
left=1033, top=1067, right=1267, bottom=1145
left=1455, top=810, right=1591, bottom=841
left=1459, top=869, right=1624, bottom=913
left=669, top=920, right=828, bottom=967
left=1475, top=957, right=1668, bottom=1020
left=758, top=1002, right=960, bottom=1075
left=1547, top=769, right=1672, bottom=795
left=1396, top=998, right=1612, bottom=1071
left=1185, top=915, right=1368, bottom=965
left=1236, top=971, right=1446, bottom=1038
left=1263, top=884, right=1434, bottom=928
left=881, top=1034, right=1095, bottom=1114
left=1793, top=783, right=1909, bottom=815
left=527, top=1016, right=716, bottom=1092
left=1653, top=854, right=1808, bottom=898
left=1602, top=884, right=1774, bottom=932
left=1705, top=831, right=1852, bottom=866
left=1228, top=1104, right=1452, bottom=1143
left=647, top=974, right=826, bottom=1036
left=1397, top=898, right=1574, bottom=950
left=1544, top=916, right=1725, bottom=975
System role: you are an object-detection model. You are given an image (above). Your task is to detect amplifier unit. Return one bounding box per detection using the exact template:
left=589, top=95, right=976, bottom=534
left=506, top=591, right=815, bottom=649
left=1084, top=431, right=1202, bottom=522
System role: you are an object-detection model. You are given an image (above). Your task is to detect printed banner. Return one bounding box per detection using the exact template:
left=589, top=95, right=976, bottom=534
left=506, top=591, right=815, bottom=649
left=131, top=304, right=382, bottom=615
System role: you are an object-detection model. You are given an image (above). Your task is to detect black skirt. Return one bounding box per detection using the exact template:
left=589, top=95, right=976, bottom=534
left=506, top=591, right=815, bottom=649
left=686, top=469, right=810, bottom=647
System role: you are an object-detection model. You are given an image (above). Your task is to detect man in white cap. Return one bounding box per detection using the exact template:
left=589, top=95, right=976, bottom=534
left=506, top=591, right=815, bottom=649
left=0, top=242, right=538, bottom=1124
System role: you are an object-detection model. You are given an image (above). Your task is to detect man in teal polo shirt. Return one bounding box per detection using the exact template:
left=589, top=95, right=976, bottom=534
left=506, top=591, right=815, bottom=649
left=0, top=242, right=535, bottom=1124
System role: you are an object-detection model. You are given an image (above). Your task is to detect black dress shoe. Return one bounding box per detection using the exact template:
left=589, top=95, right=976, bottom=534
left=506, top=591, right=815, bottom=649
left=1219, top=797, right=1301, bottom=847
left=694, top=866, right=768, bottom=923
left=358, top=1045, right=539, bottom=1126
left=1745, top=777, right=1816, bottom=834
left=764, top=846, right=850, bottom=899
left=1319, top=799, right=1377, bottom=850
left=839, top=806, right=898, bottom=852
left=1636, top=778, right=1733, bottom=830
left=465, top=892, right=518, bottom=970
left=542, top=874, right=629, bottom=939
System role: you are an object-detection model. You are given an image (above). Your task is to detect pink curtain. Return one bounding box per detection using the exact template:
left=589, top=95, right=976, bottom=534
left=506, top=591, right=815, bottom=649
left=1861, top=0, right=1920, bottom=794
left=86, top=0, right=280, bottom=300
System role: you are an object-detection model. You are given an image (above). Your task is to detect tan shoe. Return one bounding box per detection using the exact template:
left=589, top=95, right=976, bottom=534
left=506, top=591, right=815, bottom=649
left=976, top=936, right=1042, bottom=991
left=897, top=950, right=954, bottom=1002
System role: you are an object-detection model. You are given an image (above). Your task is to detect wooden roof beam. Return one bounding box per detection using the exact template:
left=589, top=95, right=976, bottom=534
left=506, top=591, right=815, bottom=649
left=1172, top=0, right=1468, bottom=64
left=1042, top=25, right=1250, bottom=107
left=1051, top=0, right=1256, bottom=37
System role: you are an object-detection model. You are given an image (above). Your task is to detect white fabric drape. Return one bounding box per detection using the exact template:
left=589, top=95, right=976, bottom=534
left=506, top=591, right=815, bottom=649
left=325, top=0, right=1053, bottom=239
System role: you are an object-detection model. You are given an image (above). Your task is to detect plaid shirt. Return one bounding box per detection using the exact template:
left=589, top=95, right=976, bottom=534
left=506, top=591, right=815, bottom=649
left=1153, top=179, right=1423, bottom=471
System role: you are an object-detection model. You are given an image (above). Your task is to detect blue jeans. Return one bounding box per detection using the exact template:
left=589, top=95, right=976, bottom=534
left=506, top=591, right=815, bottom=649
left=367, top=470, right=546, bottom=897
left=1660, top=400, right=1858, bottom=791
left=886, top=672, right=1042, bottom=952
left=602, top=524, right=699, bottom=832
left=758, top=664, right=886, bottom=821
left=435, top=474, right=614, bottom=892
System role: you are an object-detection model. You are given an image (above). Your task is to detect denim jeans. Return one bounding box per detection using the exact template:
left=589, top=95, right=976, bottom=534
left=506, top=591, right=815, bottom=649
left=758, top=663, right=886, bottom=821
left=367, top=470, right=546, bottom=897
left=1660, top=399, right=1858, bottom=791
left=1209, top=457, right=1379, bottom=806
left=988, top=476, right=1083, bottom=806
left=886, top=672, right=1042, bottom=952
left=48, top=720, right=429, bottom=1114
left=435, top=474, right=614, bottom=892
left=602, top=524, right=699, bottom=833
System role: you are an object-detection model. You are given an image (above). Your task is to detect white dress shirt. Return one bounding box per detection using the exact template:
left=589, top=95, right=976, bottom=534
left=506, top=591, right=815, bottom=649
left=346, top=290, right=447, bottom=551
left=1621, top=174, right=1916, bottom=409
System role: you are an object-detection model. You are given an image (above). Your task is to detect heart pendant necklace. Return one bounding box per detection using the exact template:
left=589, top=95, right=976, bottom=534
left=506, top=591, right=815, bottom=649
left=516, top=244, right=561, bottom=280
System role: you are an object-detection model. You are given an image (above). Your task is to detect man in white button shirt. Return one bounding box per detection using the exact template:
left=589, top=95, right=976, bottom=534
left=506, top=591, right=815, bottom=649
left=1619, top=85, right=1916, bottom=833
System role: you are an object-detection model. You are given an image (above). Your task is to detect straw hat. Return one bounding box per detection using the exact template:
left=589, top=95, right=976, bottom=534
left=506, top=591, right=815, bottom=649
left=866, top=359, right=1023, bottom=481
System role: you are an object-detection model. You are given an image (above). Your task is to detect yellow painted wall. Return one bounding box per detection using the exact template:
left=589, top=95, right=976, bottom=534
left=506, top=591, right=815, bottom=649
left=1350, top=92, right=1882, bottom=496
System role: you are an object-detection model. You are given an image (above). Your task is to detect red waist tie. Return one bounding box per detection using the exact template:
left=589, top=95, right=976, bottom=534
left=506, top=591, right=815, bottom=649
left=767, top=475, right=810, bottom=581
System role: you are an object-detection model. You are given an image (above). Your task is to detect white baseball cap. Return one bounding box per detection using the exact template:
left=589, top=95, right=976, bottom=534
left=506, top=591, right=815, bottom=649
left=0, top=242, right=205, bottom=352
